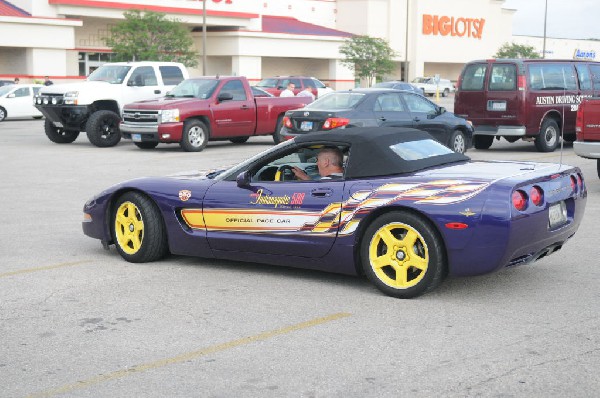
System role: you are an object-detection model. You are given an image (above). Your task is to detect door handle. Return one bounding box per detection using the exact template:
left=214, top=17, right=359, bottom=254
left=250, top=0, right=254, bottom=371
left=378, top=116, right=386, bottom=121
left=154, top=90, right=161, bottom=94
left=413, top=117, right=421, bottom=122
left=311, top=188, right=333, bottom=197
left=240, top=105, right=249, bottom=110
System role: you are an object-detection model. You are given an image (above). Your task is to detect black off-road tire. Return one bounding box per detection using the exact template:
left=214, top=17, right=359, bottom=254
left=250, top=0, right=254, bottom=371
left=134, top=142, right=159, bottom=150
left=112, top=191, right=168, bottom=263
left=85, top=110, right=122, bottom=147
left=44, top=119, right=79, bottom=143
left=535, top=118, right=560, bottom=152
left=473, top=135, right=494, bottom=150
left=361, top=211, right=446, bottom=299
left=180, top=119, right=209, bottom=152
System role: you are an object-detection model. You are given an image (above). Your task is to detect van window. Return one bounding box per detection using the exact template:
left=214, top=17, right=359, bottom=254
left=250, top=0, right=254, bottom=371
left=589, top=65, right=600, bottom=90
left=576, top=65, right=592, bottom=90
left=460, top=63, right=487, bottom=91
left=489, top=64, right=516, bottom=91
left=528, top=64, right=577, bottom=90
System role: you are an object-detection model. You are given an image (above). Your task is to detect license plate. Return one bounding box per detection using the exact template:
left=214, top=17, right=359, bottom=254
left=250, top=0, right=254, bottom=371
left=487, top=100, right=507, bottom=111
left=300, top=121, right=313, bottom=131
left=132, top=134, right=142, bottom=142
left=548, top=201, right=567, bottom=229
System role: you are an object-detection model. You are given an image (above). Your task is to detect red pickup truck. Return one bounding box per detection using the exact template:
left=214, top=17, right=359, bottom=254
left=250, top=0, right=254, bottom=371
left=574, top=98, right=600, bottom=178
left=120, top=76, right=312, bottom=151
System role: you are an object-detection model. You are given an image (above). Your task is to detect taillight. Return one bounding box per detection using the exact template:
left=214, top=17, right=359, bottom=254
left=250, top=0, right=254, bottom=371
left=283, top=116, right=292, bottom=129
left=322, top=117, right=350, bottom=130
left=530, top=186, right=543, bottom=206
left=575, top=105, right=583, bottom=135
left=517, top=75, right=526, bottom=91
left=570, top=175, right=577, bottom=192
left=512, top=190, right=527, bottom=211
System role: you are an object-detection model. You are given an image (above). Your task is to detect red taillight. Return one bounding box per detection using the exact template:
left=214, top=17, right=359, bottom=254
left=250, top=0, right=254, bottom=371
left=322, top=117, right=350, bottom=130
left=517, top=75, right=526, bottom=91
left=283, top=116, right=293, bottom=129
left=530, top=186, right=543, bottom=206
left=575, top=105, right=583, bottom=135
left=512, top=190, right=527, bottom=211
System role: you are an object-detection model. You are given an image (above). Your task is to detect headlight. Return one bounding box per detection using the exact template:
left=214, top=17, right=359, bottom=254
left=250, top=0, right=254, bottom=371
left=64, top=91, right=78, bottom=105
left=160, top=109, right=180, bottom=123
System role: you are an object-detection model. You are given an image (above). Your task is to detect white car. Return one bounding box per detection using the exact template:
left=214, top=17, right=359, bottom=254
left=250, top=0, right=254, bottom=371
left=411, top=77, right=455, bottom=97
left=0, top=84, right=43, bottom=121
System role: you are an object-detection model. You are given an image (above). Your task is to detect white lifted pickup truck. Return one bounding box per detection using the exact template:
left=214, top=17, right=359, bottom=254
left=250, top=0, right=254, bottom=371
left=34, top=61, right=188, bottom=147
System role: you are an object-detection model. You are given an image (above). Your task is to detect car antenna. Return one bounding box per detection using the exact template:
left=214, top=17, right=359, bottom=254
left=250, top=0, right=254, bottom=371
left=558, top=68, right=568, bottom=168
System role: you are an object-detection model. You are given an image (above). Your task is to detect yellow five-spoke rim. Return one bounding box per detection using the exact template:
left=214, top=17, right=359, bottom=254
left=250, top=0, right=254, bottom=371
left=369, top=222, right=429, bottom=289
left=115, top=201, right=144, bottom=255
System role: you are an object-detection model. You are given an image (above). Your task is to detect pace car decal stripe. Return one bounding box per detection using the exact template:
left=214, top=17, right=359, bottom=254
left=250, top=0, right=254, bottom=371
left=180, top=180, right=489, bottom=236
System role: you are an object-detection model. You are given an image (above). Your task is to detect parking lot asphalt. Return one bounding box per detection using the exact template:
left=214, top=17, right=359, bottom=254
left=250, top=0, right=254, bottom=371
left=1, top=117, right=599, bottom=398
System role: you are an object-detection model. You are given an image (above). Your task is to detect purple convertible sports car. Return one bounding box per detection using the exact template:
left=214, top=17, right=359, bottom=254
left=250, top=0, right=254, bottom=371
left=83, top=127, right=587, bottom=298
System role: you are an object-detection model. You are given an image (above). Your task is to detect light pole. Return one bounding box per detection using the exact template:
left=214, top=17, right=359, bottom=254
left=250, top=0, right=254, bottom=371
left=542, top=0, right=548, bottom=59
left=202, top=0, right=207, bottom=74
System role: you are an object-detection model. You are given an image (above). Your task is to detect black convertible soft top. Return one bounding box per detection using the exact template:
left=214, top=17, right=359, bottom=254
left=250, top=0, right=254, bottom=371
left=294, top=127, right=469, bottom=179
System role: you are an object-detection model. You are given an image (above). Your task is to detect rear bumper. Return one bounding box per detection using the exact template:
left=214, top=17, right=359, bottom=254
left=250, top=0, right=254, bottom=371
left=474, top=125, right=526, bottom=136
left=573, top=140, right=600, bottom=159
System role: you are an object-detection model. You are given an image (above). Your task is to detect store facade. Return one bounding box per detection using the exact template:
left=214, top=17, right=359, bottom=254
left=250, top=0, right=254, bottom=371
left=1, top=0, right=600, bottom=88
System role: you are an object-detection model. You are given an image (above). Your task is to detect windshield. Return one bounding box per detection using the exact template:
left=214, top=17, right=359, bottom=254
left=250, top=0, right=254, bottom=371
left=305, top=92, right=365, bottom=110
left=167, top=79, right=219, bottom=99
left=0, top=86, right=14, bottom=96
left=87, top=65, right=131, bottom=84
left=255, top=78, right=278, bottom=88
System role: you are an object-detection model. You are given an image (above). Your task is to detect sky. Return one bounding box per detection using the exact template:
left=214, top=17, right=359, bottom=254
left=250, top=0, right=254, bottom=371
left=502, top=0, right=599, bottom=40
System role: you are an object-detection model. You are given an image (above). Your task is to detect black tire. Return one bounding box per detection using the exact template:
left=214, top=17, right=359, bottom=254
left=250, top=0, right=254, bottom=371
left=597, top=159, right=600, bottom=179
left=562, top=133, right=576, bottom=143
left=0, top=107, right=6, bottom=121
left=33, top=116, right=43, bottom=120
left=85, top=110, right=121, bottom=147
left=361, top=211, right=446, bottom=299
left=230, top=136, right=249, bottom=144
left=449, top=130, right=466, bottom=154
left=535, top=118, right=560, bottom=152
left=112, top=191, right=168, bottom=263
left=473, top=135, right=494, bottom=150
left=44, top=119, right=79, bottom=143
left=180, top=119, right=208, bottom=152
left=134, top=142, right=159, bottom=150
left=442, top=88, right=449, bottom=97
left=272, top=115, right=284, bottom=144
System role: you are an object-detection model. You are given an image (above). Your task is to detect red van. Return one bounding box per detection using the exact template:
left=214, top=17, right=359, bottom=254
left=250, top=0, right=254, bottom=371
left=454, top=59, right=600, bottom=152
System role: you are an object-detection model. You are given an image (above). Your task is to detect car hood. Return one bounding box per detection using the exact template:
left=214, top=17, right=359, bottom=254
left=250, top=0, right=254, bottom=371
left=124, top=97, right=207, bottom=109
left=38, top=81, right=114, bottom=95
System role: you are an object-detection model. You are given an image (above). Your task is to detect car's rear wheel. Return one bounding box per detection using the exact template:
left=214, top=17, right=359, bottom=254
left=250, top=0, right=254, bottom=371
left=449, top=130, right=466, bottom=153
left=473, top=135, right=494, bottom=150
left=361, top=211, right=446, bottom=299
left=112, top=191, right=168, bottom=263
left=0, top=106, right=6, bottom=121
left=180, top=119, right=208, bottom=152
left=134, top=142, right=158, bottom=150
left=535, top=118, right=560, bottom=152
left=442, top=88, right=449, bottom=97
left=44, top=119, right=79, bottom=143
left=230, top=136, right=249, bottom=144
left=273, top=115, right=284, bottom=144
left=86, top=110, right=122, bottom=147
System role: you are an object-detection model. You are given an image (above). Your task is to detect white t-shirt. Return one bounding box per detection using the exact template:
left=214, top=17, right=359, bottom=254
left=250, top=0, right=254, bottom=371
left=280, top=89, right=295, bottom=97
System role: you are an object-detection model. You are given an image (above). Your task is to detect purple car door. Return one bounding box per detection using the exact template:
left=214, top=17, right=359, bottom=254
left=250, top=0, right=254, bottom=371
left=201, top=179, right=345, bottom=258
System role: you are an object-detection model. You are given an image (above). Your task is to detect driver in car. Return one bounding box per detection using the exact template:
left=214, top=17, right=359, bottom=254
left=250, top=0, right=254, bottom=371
left=292, top=147, right=344, bottom=180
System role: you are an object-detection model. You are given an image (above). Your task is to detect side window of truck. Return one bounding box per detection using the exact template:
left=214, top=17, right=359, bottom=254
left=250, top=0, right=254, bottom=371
left=576, top=65, right=593, bottom=90
left=460, top=64, right=487, bottom=91
left=588, top=65, right=600, bottom=90
left=160, top=66, right=185, bottom=85
left=528, top=64, right=577, bottom=90
left=489, top=64, right=516, bottom=91
left=128, top=66, right=157, bottom=87
left=220, top=80, right=247, bottom=101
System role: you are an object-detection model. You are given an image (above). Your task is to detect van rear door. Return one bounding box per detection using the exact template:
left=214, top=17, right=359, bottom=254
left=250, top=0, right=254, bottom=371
left=454, top=62, right=488, bottom=121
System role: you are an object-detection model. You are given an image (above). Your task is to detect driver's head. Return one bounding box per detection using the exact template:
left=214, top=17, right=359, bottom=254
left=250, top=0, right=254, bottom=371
left=316, top=147, right=343, bottom=175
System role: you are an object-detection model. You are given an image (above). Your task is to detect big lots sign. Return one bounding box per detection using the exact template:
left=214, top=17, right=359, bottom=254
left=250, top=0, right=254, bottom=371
left=422, top=14, right=485, bottom=39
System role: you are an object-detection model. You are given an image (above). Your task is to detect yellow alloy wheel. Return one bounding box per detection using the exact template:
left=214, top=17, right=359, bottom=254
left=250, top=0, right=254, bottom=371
left=368, top=222, right=429, bottom=289
left=114, top=201, right=144, bottom=255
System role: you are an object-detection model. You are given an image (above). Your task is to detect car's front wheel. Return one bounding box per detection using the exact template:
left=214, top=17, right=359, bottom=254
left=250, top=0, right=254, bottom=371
left=0, top=106, right=6, bottom=121
left=442, top=88, right=450, bottom=97
left=361, top=212, right=446, bottom=299
left=180, top=119, right=209, bottom=152
left=86, top=110, right=121, bottom=147
left=449, top=130, right=466, bottom=153
left=112, top=191, right=168, bottom=263
left=44, top=119, right=80, bottom=143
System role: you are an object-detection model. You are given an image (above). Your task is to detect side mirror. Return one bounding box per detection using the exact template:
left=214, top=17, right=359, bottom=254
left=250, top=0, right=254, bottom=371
left=438, top=106, right=446, bottom=115
left=217, top=92, right=233, bottom=102
left=236, top=170, right=251, bottom=188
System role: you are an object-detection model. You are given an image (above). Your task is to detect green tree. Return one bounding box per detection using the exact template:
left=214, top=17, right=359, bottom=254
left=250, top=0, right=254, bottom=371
left=106, top=10, right=199, bottom=67
left=339, top=35, right=397, bottom=85
left=493, top=42, right=541, bottom=59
